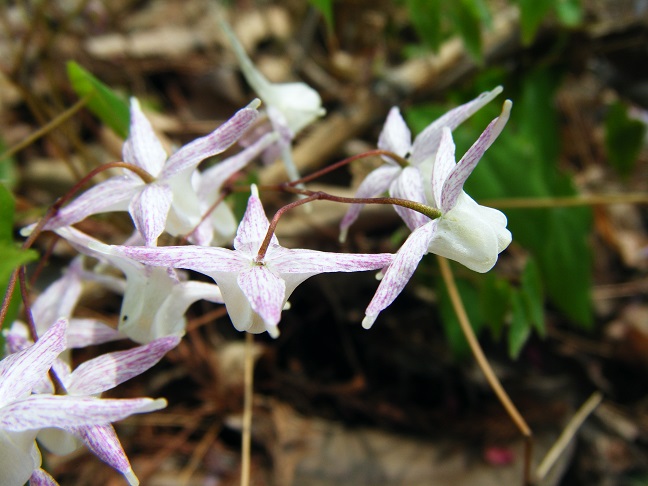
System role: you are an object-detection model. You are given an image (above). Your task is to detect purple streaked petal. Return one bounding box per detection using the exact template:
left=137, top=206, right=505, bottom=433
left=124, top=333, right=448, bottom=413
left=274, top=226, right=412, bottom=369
left=71, top=424, right=137, bottom=485
left=363, top=221, right=437, bottom=329
left=339, top=165, right=401, bottom=240
left=29, top=468, right=59, bottom=486
left=128, top=183, right=173, bottom=246
left=441, top=100, right=512, bottom=212
left=66, top=336, right=179, bottom=395
left=233, top=185, right=277, bottom=253
left=66, top=319, right=124, bottom=348
left=237, top=266, right=285, bottom=329
left=161, top=100, right=260, bottom=179
left=0, top=318, right=67, bottom=407
left=0, top=396, right=166, bottom=431
left=410, top=86, right=503, bottom=165
left=108, top=245, right=246, bottom=274
left=377, top=107, right=412, bottom=158
left=389, top=166, right=428, bottom=231
left=43, top=176, right=142, bottom=230
left=431, top=128, right=456, bottom=210
left=123, top=98, right=168, bottom=176
left=269, top=247, right=393, bottom=275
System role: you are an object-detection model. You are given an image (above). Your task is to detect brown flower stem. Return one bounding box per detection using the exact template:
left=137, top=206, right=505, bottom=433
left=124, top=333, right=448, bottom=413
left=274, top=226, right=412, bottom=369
left=437, top=256, right=533, bottom=486
left=180, top=188, right=232, bottom=245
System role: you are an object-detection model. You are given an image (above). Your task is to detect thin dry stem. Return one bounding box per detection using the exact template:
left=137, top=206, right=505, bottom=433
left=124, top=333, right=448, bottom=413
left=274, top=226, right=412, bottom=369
left=241, top=331, right=254, bottom=486
left=437, top=255, right=533, bottom=486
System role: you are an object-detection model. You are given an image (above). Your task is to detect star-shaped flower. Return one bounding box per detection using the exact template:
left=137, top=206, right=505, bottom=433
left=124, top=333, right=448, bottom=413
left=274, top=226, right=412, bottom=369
left=40, top=98, right=260, bottom=246
left=363, top=101, right=513, bottom=329
left=106, top=185, right=393, bottom=337
left=0, top=318, right=167, bottom=485
left=340, top=87, right=503, bottom=241
left=55, top=226, right=224, bottom=344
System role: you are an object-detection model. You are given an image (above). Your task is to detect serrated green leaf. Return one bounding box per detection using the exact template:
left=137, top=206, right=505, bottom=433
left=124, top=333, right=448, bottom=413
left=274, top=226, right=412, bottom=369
left=520, top=256, right=545, bottom=336
left=518, top=0, right=554, bottom=44
left=449, top=0, right=484, bottom=61
left=509, top=290, right=531, bottom=359
left=406, top=0, right=443, bottom=52
left=67, top=61, right=130, bottom=139
left=309, top=0, right=335, bottom=31
left=605, top=101, right=646, bottom=179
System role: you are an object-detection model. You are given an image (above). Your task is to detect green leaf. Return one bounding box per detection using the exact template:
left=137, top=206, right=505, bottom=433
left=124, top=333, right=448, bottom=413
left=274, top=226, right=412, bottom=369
left=406, top=0, right=443, bottom=52
left=605, top=101, right=646, bottom=178
left=67, top=61, right=130, bottom=139
left=518, top=0, right=554, bottom=44
left=556, top=0, right=582, bottom=26
left=520, top=256, right=545, bottom=336
left=0, top=138, right=18, bottom=190
left=0, top=184, right=14, bottom=243
left=480, top=274, right=512, bottom=340
left=509, top=290, right=531, bottom=359
left=437, top=267, right=483, bottom=360
left=309, top=0, right=335, bottom=31
left=449, top=0, right=484, bottom=61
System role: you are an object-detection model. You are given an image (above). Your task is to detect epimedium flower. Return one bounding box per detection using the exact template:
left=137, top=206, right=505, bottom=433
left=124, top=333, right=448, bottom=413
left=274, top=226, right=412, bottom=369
left=220, top=19, right=325, bottom=181
left=0, top=318, right=168, bottom=486
left=340, top=86, right=503, bottom=242
left=54, top=226, right=224, bottom=344
left=363, top=101, right=513, bottom=329
left=38, top=98, right=260, bottom=246
left=105, top=185, right=393, bottom=337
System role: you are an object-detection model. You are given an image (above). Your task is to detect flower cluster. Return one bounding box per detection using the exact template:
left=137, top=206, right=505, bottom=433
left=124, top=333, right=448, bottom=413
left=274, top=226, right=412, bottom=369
left=3, top=24, right=512, bottom=485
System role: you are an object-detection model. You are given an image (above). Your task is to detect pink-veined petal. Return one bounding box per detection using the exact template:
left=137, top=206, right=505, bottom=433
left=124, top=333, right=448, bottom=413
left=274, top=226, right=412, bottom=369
left=128, top=183, right=173, bottom=246
left=409, top=86, right=503, bottom=165
left=0, top=396, right=166, bottom=431
left=108, top=245, right=246, bottom=274
left=363, top=222, right=437, bottom=329
left=0, top=318, right=67, bottom=407
left=339, top=165, right=401, bottom=241
left=441, top=100, right=512, bottom=212
left=66, top=336, right=179, bottom=395
left=269, top=247, right=393, bottom=275
left=71, top=424, right=137, bottom=485
left=233, top=185, right=277, bottom=253
left=43, top=176, right=142, bottom=230
left=161, top=100, right=260, bottom=179
left=430, top=127, right=456, bottom=210
left=29, top=468, right=59, bottom=486
left=378, top=107, right=412, bottom=158
left=389, top=166, right=428, bottom=231
left=66, top=319, right=124, bottom=348
left=237, top=266, right=285, bottom=330
left=123, top=98, right=168, bottom=176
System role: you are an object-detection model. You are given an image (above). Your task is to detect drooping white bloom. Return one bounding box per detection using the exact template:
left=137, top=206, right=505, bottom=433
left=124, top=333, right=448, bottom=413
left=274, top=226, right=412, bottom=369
left=37, top=99, right=260, bottom=246
left=340, top=87, right=503, bottom=241
left=107, top=185, right=393, bottom=337
left=55, top=226, right=224, bottom=344
left=363, top=101, right=513, bottom=329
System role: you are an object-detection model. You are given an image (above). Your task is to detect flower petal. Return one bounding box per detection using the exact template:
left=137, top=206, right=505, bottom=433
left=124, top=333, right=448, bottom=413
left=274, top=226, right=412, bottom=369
left=0, top=430, right=41, bottom=486
left=72, top=424, right=138, bottom=486
left=161, top=100, right=260, bottom=179
left=441, top=100, right=512, bottom=212
left=29, top=468, right=59, bottom=486
left=363, top=222, right=437, bottom=329
left=389, top=166, right=428, bottom=231
left=66, top=319, right=124, bottom=348
left=269, top=247, right=393, bottom=275
left=43, top=176, right=142, bottom=230
left=339, top=165, right=401, bottom=241
left=410, top=86, right=503, bottom=165
left=123, top=98, right=168, bottom=176
left=237, top=266, right=285, bottom=331
left=0, top=318, right=67, bottom=407
left=233, top=185, right=277, bottom=253
left=378, top=107, right=412, bottom=158
left=66, top=336, right=179, bottom=395
left=0, top=396, right=166, bottom=431
left=427, top=127, right=456, bottom=210
left=128, top=183, right=173, bottom=246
